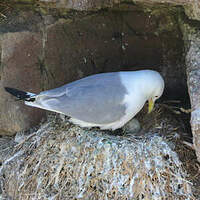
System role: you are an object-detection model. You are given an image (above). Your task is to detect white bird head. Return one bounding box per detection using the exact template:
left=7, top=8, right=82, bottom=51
left=144, top=70, right=164, bottom=113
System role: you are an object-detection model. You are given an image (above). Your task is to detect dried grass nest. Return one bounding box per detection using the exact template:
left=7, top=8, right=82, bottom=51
left=0, top=103, right=199, bottom=200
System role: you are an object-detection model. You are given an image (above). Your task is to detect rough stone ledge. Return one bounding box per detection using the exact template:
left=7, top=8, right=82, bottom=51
left=181, top=21, right=200, bottom=162
left=5, top=0, right=199, bottom=21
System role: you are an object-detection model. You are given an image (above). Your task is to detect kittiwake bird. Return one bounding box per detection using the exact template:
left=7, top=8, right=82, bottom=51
left=5, top=70, right=164, bottom=130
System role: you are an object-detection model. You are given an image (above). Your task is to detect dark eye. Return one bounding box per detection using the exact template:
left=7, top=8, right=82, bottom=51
left=155, top=96, right=158, bottom=98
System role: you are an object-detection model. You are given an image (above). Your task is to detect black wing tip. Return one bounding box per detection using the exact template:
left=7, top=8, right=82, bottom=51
left=4, top=87, right=13, bottom=93
left=4, top=87, right=21, bottom=95
left=5, top=87, right=36, bottom=102
left=4, top=87, right=29, bottom=100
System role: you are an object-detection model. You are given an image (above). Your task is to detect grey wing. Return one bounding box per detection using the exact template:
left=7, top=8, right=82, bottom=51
left=40, top=84, right=68, bottom=97
left=39, top=74, right=127, bottom=124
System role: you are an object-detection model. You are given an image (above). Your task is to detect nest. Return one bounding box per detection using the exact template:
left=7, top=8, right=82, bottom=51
left=0, top=103, right=199, bottom=199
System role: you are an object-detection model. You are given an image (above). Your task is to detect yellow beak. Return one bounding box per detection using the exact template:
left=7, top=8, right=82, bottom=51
left=148, top=98, right=154, bottom=113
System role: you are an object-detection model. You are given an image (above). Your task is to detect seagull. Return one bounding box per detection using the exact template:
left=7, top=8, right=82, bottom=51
left=5, top=70, right=164, bottom=130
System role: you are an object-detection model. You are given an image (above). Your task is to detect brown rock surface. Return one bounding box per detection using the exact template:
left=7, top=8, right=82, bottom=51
left=0, top=31, right=46, bottom=135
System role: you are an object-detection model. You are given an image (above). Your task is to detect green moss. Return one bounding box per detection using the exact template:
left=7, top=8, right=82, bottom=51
left=0, top=0, right=185, bottom=31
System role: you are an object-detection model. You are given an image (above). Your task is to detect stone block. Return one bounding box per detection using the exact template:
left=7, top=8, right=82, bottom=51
left=0, top=32, right=46, bottom=135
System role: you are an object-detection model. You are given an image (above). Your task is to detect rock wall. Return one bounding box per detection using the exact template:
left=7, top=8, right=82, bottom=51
left=0, top=5, right=186, bottom=135
left=7, top=0, right=200, bottom=21
left=181, top=20, right=200, bottom=162
left=1, top=1, right=200, bottom=199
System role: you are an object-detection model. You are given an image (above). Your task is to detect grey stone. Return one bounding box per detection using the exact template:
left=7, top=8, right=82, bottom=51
left=35, top=0, right=200, bottom=21
left=181, top=22, right=200, bottom=162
